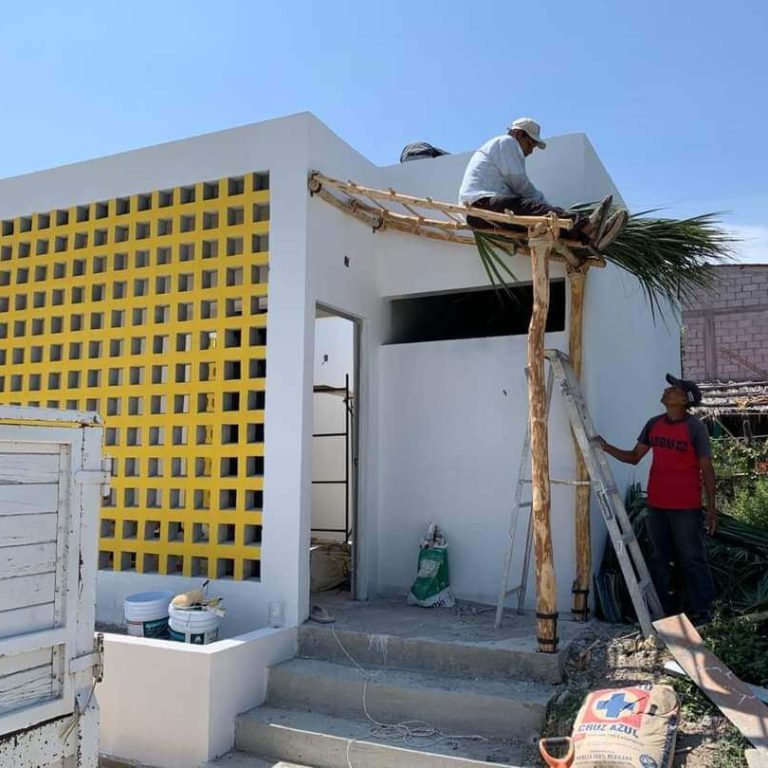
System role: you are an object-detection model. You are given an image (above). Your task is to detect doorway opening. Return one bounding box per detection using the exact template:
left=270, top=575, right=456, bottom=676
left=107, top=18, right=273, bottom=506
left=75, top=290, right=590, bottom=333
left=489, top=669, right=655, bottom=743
left=311, top=307, right=360, bottom=603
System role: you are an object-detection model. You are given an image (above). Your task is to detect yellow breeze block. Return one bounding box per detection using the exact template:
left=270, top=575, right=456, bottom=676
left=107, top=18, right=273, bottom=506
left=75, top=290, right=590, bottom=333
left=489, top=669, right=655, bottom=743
left=0, top=172, right=270, bottom=581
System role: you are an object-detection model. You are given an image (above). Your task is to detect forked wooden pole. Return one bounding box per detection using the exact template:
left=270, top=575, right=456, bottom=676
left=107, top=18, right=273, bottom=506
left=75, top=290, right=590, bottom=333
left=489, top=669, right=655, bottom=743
left=567, top=268, right=592, bottom=621
left=528, top=223, right=558, bottom=653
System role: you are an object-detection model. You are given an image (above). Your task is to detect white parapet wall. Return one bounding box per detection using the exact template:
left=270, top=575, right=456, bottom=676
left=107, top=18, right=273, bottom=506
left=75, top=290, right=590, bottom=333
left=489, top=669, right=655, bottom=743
left=97, top=626, right=296, bottom=767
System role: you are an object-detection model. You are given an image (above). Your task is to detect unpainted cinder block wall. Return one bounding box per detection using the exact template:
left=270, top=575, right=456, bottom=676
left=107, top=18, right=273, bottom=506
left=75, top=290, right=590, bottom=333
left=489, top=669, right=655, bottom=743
left=681, top=264, right=768, bottom=382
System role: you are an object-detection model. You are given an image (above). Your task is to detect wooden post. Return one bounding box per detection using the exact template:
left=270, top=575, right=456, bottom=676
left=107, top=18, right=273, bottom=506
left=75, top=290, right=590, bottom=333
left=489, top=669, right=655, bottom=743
left=567, top=267, right=592, bottom=621
left=528, top=225, right=558, bottom=653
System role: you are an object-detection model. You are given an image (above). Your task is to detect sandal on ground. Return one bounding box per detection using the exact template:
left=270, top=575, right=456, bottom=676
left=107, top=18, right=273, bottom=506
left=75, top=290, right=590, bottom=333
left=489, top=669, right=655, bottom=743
left=310, top=604, right=336, bottom=624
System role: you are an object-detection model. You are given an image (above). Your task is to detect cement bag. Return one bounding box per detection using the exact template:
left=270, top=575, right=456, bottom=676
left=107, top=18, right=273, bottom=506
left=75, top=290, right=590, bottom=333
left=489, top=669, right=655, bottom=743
left=541, top=685, right=678, bottom=768
left=407, top=524, right=455, bottom=608
left=310, top=542, right=351, bottom=592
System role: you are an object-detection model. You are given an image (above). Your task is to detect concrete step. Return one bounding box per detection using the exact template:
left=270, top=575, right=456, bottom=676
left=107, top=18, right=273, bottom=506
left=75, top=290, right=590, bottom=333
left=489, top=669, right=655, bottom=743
left=235, top=707, right=531, bottom=768
left=267, top=658, right=550, bottom=739
left=299, top=623, right=566, bottom=684
left=202, top=752, right=312, bottom=767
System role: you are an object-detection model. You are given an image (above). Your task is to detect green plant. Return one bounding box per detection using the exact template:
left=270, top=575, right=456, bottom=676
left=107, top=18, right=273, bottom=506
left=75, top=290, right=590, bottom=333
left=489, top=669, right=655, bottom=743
left=728, top=477, right=768, bottom=529
left=712, top=728, right=749, bottom=768
left=712, top=437, right=768, bottom=528
left=712, top=437, right=768, bottom=477
left=700, top=612, right=768, bottom=685
left=542, top=689, right=584, bottom=739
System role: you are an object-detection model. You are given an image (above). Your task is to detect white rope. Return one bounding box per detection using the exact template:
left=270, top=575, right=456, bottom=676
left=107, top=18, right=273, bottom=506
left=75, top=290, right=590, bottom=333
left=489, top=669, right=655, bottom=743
left=330, top=625, right=487, bottom=768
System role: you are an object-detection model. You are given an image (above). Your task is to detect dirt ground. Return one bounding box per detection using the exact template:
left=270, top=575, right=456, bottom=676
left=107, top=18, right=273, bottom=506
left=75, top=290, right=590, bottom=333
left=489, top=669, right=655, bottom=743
left=541, top=623, right=746, bottom=768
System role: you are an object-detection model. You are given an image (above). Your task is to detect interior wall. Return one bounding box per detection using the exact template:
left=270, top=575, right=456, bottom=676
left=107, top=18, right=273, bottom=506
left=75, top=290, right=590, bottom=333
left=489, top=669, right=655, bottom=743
left=312, top=316, right=355, bottom=540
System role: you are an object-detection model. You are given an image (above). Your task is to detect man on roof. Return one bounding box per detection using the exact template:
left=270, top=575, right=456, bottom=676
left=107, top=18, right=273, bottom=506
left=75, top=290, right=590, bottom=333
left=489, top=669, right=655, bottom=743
left=459, top=117, right=627, bottom=251
left=598, top=374, right=717, bottom=624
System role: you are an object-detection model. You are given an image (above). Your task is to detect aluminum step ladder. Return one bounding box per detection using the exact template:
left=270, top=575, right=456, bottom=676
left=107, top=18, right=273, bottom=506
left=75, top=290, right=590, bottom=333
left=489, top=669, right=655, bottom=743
left=495, top=349, right=664, bottom=638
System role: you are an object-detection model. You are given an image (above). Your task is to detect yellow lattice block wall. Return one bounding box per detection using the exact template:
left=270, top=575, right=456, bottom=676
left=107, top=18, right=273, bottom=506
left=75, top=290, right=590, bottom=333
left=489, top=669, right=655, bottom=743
left=0, top=172, right=270, bottom=580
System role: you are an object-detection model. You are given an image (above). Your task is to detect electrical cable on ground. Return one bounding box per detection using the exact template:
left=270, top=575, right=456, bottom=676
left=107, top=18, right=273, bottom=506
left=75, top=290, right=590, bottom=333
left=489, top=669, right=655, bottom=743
left=330, top=625, right=487, bottom=768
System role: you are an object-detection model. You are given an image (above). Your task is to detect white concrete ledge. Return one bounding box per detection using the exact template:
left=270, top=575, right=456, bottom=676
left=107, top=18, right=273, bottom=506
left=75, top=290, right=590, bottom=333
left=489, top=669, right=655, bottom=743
left=97, top=626, right=297, bottom=768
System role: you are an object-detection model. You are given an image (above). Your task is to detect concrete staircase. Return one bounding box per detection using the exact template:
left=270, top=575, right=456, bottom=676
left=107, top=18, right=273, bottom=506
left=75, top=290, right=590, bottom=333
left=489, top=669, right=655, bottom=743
left=206, top=619, right=568, bottom=768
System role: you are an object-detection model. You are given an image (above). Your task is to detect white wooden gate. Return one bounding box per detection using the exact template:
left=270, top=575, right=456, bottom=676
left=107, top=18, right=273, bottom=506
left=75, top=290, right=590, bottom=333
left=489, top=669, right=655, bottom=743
left=0, top=406, right=108, bottom=768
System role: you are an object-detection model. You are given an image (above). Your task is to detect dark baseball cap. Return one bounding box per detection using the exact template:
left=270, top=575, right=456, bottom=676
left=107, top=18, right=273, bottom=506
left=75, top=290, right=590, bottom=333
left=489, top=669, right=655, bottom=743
left=665, top=374, right=702, bottom=407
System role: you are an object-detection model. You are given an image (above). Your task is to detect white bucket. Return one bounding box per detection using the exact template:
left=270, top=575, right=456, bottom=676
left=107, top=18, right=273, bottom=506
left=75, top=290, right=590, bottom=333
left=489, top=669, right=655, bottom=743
left=124, top=591, right=174, bottom=638
left=168, top=604, right=221, bottom=645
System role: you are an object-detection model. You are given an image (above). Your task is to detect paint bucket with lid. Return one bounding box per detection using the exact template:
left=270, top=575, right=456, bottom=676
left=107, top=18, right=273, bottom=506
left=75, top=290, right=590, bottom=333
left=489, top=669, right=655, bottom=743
left=124, top=591, right=174, bottom=638
left=168, top=603, right=221, bottom=645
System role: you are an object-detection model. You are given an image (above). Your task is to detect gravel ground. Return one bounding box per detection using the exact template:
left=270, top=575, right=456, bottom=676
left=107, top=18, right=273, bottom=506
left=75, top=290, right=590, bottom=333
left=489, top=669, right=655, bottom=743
left=540, top=623, right=746, bottom=768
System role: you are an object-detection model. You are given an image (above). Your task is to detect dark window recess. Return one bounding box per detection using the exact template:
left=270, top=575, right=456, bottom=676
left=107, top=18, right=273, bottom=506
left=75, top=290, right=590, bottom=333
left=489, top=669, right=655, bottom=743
left=386, top=282, right=565, bottom=344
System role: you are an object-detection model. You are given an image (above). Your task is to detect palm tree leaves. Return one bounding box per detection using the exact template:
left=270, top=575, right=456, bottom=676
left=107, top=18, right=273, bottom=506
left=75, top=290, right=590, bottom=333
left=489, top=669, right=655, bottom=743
left=473, top=231, right=520, bottom=301
left=473, top=207, right=738, bottom=320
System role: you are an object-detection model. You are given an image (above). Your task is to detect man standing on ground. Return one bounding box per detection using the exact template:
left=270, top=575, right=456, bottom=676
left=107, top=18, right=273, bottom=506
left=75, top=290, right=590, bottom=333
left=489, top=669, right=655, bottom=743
left=598, top=374, right=717, bottom=622
left=459, top=117, right=628, bottom=251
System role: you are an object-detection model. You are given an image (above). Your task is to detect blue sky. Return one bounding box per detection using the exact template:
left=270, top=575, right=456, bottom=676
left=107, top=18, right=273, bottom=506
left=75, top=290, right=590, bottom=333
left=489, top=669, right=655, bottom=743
left=2, top=1, right=766, bottom=260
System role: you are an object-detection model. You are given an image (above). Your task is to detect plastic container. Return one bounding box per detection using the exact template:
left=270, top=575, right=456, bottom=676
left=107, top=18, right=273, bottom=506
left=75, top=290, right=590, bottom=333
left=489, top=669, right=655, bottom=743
left=124, top=591, right=174, bottom=638
left=168, top=603, right=221, bottom=645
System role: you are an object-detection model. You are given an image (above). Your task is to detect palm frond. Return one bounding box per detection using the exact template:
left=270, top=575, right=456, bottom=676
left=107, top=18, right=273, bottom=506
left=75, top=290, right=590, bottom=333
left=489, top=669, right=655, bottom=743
left=473, top=231, right=520, bottom=302
left=596, top=208, right=737, bottom=319
left=472, top=208, right=738, bottom=321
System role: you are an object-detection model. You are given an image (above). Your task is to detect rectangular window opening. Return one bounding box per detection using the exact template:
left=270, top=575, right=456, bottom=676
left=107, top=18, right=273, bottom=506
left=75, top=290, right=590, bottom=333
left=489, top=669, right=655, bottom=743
left=386, top=282, right=566, bottom=344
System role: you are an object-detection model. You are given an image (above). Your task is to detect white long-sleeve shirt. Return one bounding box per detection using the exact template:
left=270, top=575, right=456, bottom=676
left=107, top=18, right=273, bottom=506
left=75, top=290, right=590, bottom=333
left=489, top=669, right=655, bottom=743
left=458, top=135, right=546, bottom=205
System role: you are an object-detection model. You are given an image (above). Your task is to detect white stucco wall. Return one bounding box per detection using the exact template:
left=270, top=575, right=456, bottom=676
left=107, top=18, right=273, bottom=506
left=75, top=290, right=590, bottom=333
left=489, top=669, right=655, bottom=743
left=376, top=332, right=581, bottom=608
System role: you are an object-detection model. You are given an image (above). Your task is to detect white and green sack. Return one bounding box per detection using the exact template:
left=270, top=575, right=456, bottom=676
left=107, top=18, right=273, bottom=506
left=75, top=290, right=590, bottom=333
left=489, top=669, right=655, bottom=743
left=407, top=545, right=455, bottom=608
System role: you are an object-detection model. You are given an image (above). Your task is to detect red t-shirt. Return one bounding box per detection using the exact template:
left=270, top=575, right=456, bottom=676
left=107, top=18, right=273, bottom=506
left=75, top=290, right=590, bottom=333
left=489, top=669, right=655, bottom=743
left=637, top=414, right=711, bottom=510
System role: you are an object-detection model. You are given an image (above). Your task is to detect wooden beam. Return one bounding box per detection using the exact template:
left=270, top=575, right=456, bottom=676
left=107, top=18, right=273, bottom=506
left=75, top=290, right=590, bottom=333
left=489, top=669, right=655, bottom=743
left=567, top=268, right=591, bottom=621
left=528, top=222, right=558, bottom=653
left=311, top=171, right=576, bottom=231
left=313, top=187, right=613, bottom=267
left=655, top=614, right=768, bottom=752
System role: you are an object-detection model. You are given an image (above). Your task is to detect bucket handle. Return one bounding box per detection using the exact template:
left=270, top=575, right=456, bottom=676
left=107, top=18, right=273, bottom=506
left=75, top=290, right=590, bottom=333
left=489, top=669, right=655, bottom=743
left=539, top=736, right=574, bottom=768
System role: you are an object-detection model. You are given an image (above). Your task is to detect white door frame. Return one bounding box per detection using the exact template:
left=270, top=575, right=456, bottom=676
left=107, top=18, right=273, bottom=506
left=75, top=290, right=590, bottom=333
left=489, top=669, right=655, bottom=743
left=313, top=304, right=366, bottom=600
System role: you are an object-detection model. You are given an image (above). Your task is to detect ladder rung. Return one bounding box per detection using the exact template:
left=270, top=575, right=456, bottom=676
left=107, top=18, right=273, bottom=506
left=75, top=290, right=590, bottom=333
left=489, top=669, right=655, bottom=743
left=522, top=479, right=592, bottom=487
left=639, top=579, right=653, bottom=592
left=504, top=585, right=522, bottom=596
left=620, top=531, right=635, bottom=545
left=518, top=501, right=532, bottom=508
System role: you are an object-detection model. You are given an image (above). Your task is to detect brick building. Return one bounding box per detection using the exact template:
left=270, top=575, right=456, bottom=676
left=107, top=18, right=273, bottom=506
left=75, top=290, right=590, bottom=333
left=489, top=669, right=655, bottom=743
left=682, top=264, right=768, bottom=382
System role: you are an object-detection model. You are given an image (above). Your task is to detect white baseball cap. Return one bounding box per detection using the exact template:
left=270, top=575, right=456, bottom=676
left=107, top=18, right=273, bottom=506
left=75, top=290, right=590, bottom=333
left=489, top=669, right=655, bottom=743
left=509, top=117, right=546, bottom=149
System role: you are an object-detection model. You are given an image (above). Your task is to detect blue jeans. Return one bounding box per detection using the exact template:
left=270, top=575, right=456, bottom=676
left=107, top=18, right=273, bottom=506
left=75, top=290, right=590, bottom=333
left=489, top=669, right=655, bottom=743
left=645, top=507, right=716, bottom=616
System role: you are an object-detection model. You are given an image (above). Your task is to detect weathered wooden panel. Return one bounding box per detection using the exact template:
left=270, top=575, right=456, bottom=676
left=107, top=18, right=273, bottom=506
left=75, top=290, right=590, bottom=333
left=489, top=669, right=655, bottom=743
left=0, top=453, right=59, bottom=484
left=0, top=711, right=78, bottom=766
left=0, top=648, right=52, bottom=678
left=0, top=513, right=57, bottom=547
left=0, top=484, right=58, bottom=516
left=655, top=614, right=768, bottom=750
left=0, top=605, right=55, bottom=639
left=0, top=543, right=56, bottom=580
left=0, top=574, right=57, bottom=613
left=0, top=665, right=55, bottom=716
